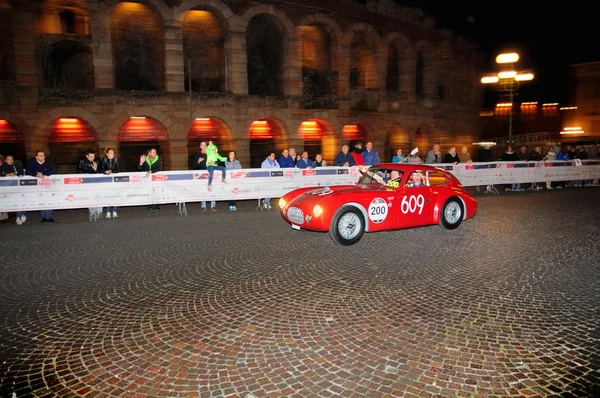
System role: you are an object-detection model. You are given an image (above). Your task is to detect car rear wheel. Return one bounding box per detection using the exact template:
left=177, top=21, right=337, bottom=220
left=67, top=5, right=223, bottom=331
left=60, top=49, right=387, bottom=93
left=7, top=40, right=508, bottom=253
left=439, top=197, right=464, bottom=230
left=329, top=207, right=365, bottom=245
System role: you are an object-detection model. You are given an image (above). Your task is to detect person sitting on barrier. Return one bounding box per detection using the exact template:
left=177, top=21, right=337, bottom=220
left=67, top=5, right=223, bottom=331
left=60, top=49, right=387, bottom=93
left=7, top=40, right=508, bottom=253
left=206, top=141, right=228, bottom=191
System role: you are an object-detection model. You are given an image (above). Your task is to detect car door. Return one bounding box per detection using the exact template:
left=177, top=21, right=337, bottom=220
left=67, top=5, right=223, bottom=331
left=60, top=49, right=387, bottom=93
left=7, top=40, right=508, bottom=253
left=396, top=171, right=433, bottom=227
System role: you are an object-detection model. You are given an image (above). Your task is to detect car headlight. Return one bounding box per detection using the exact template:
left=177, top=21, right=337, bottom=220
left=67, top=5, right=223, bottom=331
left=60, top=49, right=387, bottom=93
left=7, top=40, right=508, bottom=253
left=313, top=204, right=323, bottom=217
left=278, top=198, right=286, bottom=208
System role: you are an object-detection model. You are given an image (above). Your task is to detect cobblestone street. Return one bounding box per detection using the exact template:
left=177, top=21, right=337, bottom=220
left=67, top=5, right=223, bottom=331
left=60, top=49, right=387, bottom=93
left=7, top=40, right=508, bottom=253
left=1, top=189, right=599, bottom=397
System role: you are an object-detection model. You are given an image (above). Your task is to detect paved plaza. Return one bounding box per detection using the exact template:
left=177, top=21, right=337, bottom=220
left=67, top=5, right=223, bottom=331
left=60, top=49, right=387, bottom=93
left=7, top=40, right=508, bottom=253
left=0, top=189, right=599, bottom=397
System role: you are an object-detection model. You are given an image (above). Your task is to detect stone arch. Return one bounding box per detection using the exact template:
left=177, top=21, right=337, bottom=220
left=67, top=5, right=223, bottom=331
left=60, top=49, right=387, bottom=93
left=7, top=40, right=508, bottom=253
left=347, top=23, right=380, bottom=90
left=414, top=39, right=436, bottom=99
left=185, top=116, right=234, bottom=169
left=386, top=33, right=413, bottom=95
left=108, top=108, right=173, bottom=144
left=436, top=41, right=453, bottom=101
left=34, top=109, right=101, bottom=173
left=245, top=111, right=290, bottom=143
left=245, top=14, right=286, bottom=96
left=33, top=107, right=104, bottom=142
left=174, top=0, right=233, bottom=28
left=181, top=7, right=227, bottom=92
left=106, top=0, right=171, bottom=24
left=297, top=14, right=343, bottom=108
left=109, top=1, right=165, bottom=91
left=297, top=14, right=343, bottom=43
left=0, top=114, right=28, bottom=164
left=297, top=113, right=341, bottom=162
left=246, top=113, right=290, bottom=168
left=241, top=4, right=295, bottom=35
left=42, top=39, right=95, bottom=90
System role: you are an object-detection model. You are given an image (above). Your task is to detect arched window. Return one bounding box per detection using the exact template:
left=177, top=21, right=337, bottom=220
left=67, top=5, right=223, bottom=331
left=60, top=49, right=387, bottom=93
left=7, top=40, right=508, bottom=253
left=110, top=2, right=165, bottom=91
left=246, top=15, right=284, bottom=96
left=182, top=9, right=226, bottom=92
left=386, top=43, right=400, bottom=92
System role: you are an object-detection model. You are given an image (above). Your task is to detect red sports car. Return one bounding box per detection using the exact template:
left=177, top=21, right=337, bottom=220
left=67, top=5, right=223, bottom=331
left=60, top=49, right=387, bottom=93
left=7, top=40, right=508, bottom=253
left=278, top=164, right=477, bottom=245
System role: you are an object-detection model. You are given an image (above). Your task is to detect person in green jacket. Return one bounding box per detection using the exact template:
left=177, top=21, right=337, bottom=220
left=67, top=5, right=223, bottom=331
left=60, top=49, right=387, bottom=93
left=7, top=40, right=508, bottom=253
left=206, top=141, right=228, bottom=191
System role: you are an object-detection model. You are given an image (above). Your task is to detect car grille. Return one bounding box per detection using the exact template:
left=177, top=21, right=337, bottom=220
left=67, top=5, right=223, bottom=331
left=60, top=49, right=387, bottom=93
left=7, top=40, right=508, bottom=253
left=287, top=207, right=304, bottom=224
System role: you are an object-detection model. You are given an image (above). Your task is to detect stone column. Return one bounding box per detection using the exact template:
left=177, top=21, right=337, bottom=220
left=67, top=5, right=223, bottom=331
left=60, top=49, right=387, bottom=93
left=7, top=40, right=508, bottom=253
left=283, top=35, right=302, bottom=97
left=337, top=42, right=351, bottom=111
left=165, top=23, right=184, bottom=92
left=169, top=140, right=188, bottom=170
left=89, top=0, right=114, bottom=89
left=12, top=10, right=37, bottom=88
left=233, top=138, right=251, bottom=167
left=226, top=30, right=248, bottom=95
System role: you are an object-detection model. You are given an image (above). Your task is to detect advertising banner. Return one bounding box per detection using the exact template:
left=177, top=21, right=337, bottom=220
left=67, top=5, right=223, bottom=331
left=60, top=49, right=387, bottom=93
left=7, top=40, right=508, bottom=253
left=1, top=161, right=598, bottom=212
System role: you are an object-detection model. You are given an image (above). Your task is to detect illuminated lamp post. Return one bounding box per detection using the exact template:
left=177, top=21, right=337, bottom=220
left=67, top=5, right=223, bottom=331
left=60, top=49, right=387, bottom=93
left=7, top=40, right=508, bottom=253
left=481, top=52, right=534, bottom=145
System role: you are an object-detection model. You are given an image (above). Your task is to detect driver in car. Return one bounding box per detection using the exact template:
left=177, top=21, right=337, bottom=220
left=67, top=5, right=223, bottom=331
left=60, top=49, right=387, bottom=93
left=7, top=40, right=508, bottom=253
left=407, top=172, right=425, bottom=188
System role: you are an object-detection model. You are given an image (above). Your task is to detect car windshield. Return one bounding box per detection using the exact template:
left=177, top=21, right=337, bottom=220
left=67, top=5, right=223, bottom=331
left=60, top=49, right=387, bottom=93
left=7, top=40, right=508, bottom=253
left=358, top=166, right=404, bottom=188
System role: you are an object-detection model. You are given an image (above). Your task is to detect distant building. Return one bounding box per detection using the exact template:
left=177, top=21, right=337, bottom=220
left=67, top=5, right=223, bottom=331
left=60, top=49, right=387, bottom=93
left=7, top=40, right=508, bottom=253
left=0, top=0, right=482, bottom=172
left=478, top=102, right=562, bottom=147
left=567, top=61, right=600, bottom=143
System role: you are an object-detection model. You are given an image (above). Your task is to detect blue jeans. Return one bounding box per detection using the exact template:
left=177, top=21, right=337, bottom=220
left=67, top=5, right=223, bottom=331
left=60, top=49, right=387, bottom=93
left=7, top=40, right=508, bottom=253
left=207, top=165, right=226, bottom=185
left=201, top=201, right=215, bottom=208
left=41, top=209, right=53, bottom=219
left=16, top=211, right=25, bottom=217
left=104, top=206, right=118, bottom=212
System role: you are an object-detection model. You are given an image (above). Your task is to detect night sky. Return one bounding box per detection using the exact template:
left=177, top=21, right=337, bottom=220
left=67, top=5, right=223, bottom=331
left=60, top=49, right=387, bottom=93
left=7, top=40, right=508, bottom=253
left=399, top=2, right=597, bottom=107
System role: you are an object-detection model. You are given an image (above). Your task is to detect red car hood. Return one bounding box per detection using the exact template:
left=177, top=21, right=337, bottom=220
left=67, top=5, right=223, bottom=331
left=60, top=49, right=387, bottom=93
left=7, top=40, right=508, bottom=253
left=288, top=184, right=379, bottom=207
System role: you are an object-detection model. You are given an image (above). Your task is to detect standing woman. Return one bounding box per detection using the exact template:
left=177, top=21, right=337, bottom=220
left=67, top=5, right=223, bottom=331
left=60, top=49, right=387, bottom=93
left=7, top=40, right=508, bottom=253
left=225, top=150, right=241, bottom=211
left=100, top=148, right=121, bottom=218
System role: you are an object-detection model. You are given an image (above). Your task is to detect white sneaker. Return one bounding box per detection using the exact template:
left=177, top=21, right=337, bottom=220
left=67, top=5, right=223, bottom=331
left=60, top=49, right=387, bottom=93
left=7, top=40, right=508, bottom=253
left=0, top=213, right=7, bottom=220
left=21, top=215, right=27, bottom=222
left=106, top=212, right=111, bottom=219
left=16, top=216, right=23, bottom=225
left=112, top=211, right=118, bottom=218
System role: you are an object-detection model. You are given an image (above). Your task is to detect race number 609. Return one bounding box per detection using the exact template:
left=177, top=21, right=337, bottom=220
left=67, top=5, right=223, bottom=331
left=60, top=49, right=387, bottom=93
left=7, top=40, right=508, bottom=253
left=401, top=194, right=424, bottom=215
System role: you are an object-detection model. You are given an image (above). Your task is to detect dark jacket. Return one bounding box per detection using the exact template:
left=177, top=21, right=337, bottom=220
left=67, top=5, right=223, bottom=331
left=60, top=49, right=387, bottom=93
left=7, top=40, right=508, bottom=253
left=1, top=161, right=24, bottom=176
left=100, top=157, right=121, bottom=174
left=333, top=152, right=355, bottom=166
left=26, top=159, right=56, bottom=177
left=138, top=155, right=162, bottom=173
left=193, top=151, right=207, bottom=170
left=78, top=158, right=98, bottom=174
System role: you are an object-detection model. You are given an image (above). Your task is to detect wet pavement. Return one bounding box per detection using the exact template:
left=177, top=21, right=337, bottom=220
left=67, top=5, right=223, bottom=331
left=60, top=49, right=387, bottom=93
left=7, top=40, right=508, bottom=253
left=1, top=188, right=599, bottom=397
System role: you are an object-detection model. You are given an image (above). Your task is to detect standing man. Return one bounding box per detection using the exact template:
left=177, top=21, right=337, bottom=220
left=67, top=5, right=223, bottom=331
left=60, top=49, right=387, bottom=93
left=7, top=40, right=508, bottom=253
left=138, top=148, right=163, bottom=213
left=26, top=150, right=56, bottom=223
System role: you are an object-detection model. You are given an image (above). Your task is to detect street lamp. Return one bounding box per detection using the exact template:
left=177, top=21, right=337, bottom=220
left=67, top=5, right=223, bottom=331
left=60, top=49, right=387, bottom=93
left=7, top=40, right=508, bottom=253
left=481, top=52, right=534, bottom=145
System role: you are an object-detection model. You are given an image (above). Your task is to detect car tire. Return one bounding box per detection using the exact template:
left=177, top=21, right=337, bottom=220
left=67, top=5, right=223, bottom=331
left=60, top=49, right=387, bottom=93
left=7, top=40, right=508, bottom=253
left=439, top=197, right=464, bottom=230
left=329, top=206, right=365, bottom=245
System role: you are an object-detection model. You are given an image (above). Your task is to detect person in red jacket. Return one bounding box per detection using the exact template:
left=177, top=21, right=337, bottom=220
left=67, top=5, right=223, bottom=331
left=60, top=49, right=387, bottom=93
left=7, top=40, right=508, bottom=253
left=351, top=141, right=365, bottom=166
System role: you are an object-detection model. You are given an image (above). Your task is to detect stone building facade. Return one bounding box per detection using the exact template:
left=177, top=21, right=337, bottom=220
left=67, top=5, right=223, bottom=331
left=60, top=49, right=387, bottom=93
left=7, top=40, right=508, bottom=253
left=0, top=0, right=482, bottom=172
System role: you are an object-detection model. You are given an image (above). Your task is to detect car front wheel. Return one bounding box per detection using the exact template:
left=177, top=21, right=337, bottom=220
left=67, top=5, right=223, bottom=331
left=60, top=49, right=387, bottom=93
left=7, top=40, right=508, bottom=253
left=439, top=197, right=464, bottom=230
left=329, top=207, right=365, bottom=245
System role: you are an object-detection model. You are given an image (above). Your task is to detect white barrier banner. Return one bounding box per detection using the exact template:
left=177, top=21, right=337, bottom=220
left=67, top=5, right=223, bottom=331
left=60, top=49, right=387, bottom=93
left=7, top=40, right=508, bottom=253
left=0, top=172, right=152, bottom=212
left=149, top=167, right=360, bottom=203
left=0, top=167, right=360, bottom=211
left=438, top=160, right=600, bottom=186
left=1, top=161, right=598, bottom=211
